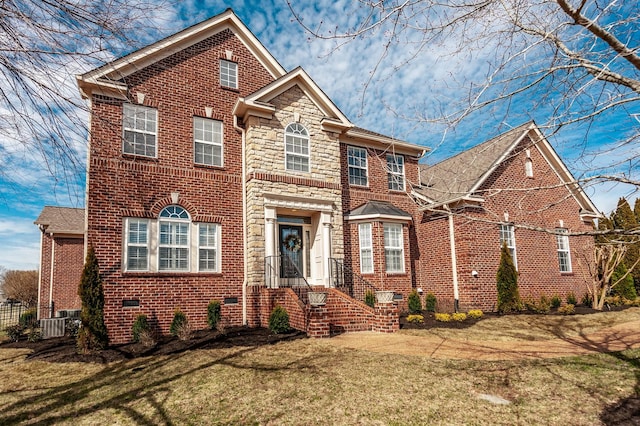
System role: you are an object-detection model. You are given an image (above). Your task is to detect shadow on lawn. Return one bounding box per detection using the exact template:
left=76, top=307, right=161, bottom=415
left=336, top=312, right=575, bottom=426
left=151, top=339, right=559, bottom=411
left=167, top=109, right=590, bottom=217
left=0, top=327, right=306, bottom=425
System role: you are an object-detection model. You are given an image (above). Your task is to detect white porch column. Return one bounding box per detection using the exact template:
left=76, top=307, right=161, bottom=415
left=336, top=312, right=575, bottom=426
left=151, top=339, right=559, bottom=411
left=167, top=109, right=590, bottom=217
left=321, top=212, right=332, bottom=287
left=264, top=207, right=277, bottom=258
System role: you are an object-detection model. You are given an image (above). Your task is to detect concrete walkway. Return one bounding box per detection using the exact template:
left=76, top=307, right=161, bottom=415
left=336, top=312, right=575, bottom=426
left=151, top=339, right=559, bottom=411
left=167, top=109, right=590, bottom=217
left=325, top=319, right=640, bottom=361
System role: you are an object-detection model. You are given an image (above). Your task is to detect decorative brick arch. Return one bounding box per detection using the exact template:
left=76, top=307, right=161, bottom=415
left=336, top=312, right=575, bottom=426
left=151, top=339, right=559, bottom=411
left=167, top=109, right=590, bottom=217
left=150, top=196, right=199, bottom=218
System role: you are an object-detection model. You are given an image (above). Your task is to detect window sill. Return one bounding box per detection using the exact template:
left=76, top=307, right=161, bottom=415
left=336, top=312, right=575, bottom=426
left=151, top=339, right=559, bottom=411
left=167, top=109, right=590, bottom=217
left=122, top=271, right=223, bottom=277
left=388, top=189, right=407, bottom=195
left=349, top=184, right=370, bottom=190
left=560, top=272, right=574, bottom=276
left=194, top=163, right=225, bottom=171
left=385, top=272, right=407, bottom=277
left=122, top=153, right=158, bottom=162
left=220, top=86, right=240, bottom=93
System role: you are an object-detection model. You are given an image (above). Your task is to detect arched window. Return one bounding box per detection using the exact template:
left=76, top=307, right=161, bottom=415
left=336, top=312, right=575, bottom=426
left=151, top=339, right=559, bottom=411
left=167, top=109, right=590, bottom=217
left=159, top=205, right=190, bottom=271
left=284, top=123, right=310, bottom=172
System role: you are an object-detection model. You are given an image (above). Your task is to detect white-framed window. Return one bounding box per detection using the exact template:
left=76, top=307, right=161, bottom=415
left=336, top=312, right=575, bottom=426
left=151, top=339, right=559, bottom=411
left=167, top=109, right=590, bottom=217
left=194, top=117, right=223, bottom=166
left=123, top=103, right=157, bottom=157
left=499, top=224, right=518, bottom=269
left=556, top=228, right=572, bottom=272
left=158, top=206, right=190, bottom=271
left=384, top=223, right=404, bottom=273
left=199, top=223, right=219, bottom=272
left=220, top=60, right=238, bottom=89
left=358, top=223, right=373, bottom=274
left=348, top=146, right=368, bottom=186
left=387, top=154, right=405, bottom=191
left=123, top=207, right=221, bottom=273
left=125, top=218, right=149, bottom=271
left=285, top=123, right=310, bottom=172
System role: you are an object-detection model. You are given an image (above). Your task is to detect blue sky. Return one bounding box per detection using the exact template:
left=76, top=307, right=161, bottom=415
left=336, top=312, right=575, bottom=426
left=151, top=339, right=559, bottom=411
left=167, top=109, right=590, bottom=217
left=1, top=0, right=638, bottom=270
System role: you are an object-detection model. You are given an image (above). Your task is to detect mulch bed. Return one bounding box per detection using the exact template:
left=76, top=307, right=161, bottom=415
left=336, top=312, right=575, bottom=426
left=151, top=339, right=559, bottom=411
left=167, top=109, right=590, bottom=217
left=0, top=327, right=306, bottom=364
left=399, top=305, right=630, bottom=330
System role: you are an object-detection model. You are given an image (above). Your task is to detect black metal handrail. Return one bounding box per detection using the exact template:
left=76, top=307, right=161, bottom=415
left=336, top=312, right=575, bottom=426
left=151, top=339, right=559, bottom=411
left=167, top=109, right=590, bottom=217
left=264, top=254, right=313, bottom=305
left=329, top=258, right=379, bottom=306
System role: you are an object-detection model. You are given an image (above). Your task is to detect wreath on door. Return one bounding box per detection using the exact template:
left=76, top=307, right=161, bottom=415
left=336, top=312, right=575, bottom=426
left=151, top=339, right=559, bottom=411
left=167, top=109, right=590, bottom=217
left=283, top=233, right=302, bottom=252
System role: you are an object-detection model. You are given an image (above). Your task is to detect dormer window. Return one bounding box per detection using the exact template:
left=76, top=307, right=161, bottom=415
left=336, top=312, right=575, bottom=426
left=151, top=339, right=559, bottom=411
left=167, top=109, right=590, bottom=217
left=285, top=123, right=310, bottom=172
left=220, top=60, right=238, bottom=89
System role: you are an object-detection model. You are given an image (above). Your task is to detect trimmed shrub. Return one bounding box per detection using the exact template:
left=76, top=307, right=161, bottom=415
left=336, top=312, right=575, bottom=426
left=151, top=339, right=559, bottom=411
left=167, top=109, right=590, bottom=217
left=566, top=292, right=577, bottom=306
left=604, top=295, right=624, bottom=306
left=132, top=314, right=150, bottom=343
left=435, top=313, right=451, bottom=322
left=408, top=290, right=422, bottom=314
left=170, top=309, right=190, bottom=340
left=452, top=312, right=467, bottom=322
left=66, top=319, right=81, bottom=337
left=77, top=245, right=108, bottom=353
left=425, top=293, right=437, bottom=312
left=19, top=309, right=37, bottom=328
left=364, top=290, right=375, bottom=308
left=581, top=292, right=593, bottom=307
left=27, top=328, right=42, bottom=342
left=407, top=314, right=424, bottom=324
left=207, top=300, right=222, bottom=330
left=269, top=305, right=290, bottom=334
left=550, top=295, right=562, bottom=309
left=467, top=309, right=483, bottom=319
left=558, top=304, right=575, bottom=315
left=496, top=242, right=521, bottom=313
left=611, top=263, right=637, bottom=300
left=5, top=324, right=23, bottom=342
left=525, top=295, right=551, bottom=314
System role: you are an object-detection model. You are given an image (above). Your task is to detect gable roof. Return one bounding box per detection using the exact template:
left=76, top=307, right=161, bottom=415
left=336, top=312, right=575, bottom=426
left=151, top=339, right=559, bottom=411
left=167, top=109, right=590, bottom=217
left=77, top=9, right=286, bottom=99
left=345, top=200, right=412, bottom=221
left=415, top=122, right=601, bottom=218
left=233, top=66, right=352, bottom=130
left=34, top=206, right=85, bottom=235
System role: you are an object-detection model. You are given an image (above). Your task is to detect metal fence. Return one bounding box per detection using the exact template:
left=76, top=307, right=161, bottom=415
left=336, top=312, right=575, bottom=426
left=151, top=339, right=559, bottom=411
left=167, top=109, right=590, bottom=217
left=0, top=302, right=31, bottom=331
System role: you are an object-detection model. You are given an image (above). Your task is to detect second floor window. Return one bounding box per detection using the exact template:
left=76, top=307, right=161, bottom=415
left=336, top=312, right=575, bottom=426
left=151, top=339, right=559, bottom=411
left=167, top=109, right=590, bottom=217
left=220, top=60, right=238, bottom=89
left=285, top=123, right=310, bottom=172
left=194, top=117, right=223, bottom=166
left=123, top=104, right=157, bottom=157
left=348, top=146, right=368, bottom=186
left=499, top=224, right=517, bottom=269
left=387, top=154, right=405, bottom=191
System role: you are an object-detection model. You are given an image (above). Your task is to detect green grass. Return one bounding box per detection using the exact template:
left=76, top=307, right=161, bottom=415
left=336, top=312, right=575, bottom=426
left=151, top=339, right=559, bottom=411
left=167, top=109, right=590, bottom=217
left=0, top=314, right=639, bottom=424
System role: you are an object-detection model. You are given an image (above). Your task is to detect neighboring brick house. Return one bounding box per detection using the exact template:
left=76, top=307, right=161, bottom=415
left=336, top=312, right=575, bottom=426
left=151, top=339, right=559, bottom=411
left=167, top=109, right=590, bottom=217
left=414, top=123, right=600, bottom=312
left=34, top=206, right=84, bottom=318
left=35, top=9, right=600, bottom=343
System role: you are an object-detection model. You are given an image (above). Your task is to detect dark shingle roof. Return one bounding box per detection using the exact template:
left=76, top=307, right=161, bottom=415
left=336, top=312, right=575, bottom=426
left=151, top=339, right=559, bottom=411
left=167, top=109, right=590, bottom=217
left=347, top=200, right=412, bottom=218
left=34, top=206, right=84, bottom=235
left=416, top=122, right=533, bottom=204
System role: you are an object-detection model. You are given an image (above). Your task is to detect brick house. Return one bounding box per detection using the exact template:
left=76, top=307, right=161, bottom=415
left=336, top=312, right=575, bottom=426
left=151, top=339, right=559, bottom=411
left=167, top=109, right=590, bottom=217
left=34, top=206, right=85, bottom=318
left=36, top=9, right=599, bottom=343
left=414, top=123, right=600, bottom=312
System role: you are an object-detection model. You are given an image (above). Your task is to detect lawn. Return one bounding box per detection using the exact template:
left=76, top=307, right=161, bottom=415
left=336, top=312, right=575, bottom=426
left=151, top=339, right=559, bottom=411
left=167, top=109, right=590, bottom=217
left=0, top=311, right=638, bottom=425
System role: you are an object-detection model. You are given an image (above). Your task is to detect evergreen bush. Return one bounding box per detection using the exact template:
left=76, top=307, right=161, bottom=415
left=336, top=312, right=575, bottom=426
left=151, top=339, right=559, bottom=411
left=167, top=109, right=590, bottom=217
left=581, top=292, right=593, bottom=307
left=611, top=263, right=637, bottom=300
left=207, top=300, right=222, bottom=330
left=77, top=245, right=108, bottom=353
left=425, top=292, right=437, bottom=312
left=364, top=290, right=375, bottom=308
left=407, top=290, right=422, bottom=314
left=550, top=295, right=562, bottom=309
left=496, top=242, right=521, bottom=313
left=566, top=292, right=577, bottom=306
left=268, top=305, right=290, bottom=334
left=170, top=309, right=190, bottom=340
left=132, top=314, right=150, bottom=343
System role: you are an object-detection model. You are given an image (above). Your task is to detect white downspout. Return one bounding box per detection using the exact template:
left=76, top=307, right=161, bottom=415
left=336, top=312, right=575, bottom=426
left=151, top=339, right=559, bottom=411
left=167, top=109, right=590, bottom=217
left=234, top=115, right=249, bottom=325
left=446, top=208, right=460, bottom=312
left=49, top=235, right=55, bottom=317
left=36, top=227, right=44, bottom=319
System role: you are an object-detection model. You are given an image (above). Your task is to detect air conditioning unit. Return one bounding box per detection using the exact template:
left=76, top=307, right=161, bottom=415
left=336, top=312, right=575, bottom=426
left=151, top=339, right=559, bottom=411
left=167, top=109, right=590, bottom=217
left=57, top=309, right=81, bottom=318
left=41, top=318, right=66, bottom=339
left=57, top=310, right=69, bottom=318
